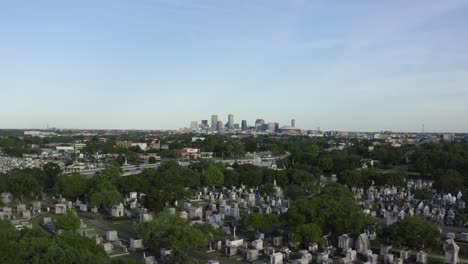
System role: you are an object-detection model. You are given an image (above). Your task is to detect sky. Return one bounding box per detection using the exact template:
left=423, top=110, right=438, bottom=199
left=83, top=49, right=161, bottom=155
left=1, top=0, right=468, bottom=132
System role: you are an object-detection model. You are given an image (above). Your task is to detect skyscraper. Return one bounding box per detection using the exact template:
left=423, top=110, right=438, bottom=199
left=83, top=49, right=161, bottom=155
left=268, top=122, right=276, bottom=132
left=291, top=119, right=295, bottom=127
left=216, top=120, right=223, bottom=131
left=190, top=121, right=198, bottom=129
left=228, top=114, right=234, bottom=129
left=241, top=120, right=247, bottom=131
left=211, top=115, right=218, bottom=129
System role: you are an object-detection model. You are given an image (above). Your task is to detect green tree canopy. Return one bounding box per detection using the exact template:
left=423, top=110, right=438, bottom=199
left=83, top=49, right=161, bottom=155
left=138, top=213, right=208, bottom=252
left=54, top=173, right=89, bottom=199
left=56, top=209, right=81, bottom=231
left=295, top=184, right=368, bottom=236
left=6, top=170, right=41, bottom=202
left=242, top=213, right=280, bottom=231
left=385, top=217, right=441, bottom=250
left=204, top=163, right=225, bottom=186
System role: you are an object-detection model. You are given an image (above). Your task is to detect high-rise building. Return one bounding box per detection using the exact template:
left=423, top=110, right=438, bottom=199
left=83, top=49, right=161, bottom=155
left=291, top=119, right=296, bottom=127
left=241, top=120, right=247, bottom=130
left=211, top=115, right=218, bottom=129
left=268, top=122, right=276, bottom=132
left=190, top=121, right=198, bottom=129
left=216, top=120, right=223, bottom=131
left=228, top=114, right=234, bottom=129
left=201, top=120, right=208, bottom=126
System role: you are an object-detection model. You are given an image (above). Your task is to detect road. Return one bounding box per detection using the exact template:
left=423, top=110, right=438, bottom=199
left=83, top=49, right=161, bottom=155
left=65, top=163, right=161, bottom=177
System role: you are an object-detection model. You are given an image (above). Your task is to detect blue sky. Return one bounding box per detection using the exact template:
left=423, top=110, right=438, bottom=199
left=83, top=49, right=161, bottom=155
left=1, top=0, right=468, bottom=132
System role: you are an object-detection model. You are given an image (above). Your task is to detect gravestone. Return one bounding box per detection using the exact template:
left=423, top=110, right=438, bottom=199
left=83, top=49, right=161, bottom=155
left=105, top=230, right=118, bottom=242
left=103, top=242, right=113, bottom=253
left=416, top=251, right=427, bottom=264
left=444, top=238, right=460, bottom=264
left=246, top=249, right=259, bottom=261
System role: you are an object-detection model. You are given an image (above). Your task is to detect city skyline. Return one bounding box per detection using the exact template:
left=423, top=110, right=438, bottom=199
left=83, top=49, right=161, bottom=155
left=1, top=1, right=468, bottom=132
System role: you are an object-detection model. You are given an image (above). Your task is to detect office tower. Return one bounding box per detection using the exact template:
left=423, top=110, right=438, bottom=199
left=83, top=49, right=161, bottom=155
left=268, top=122, right=276, bottom=132
left=190, top=121, right=198, bottom=129
left=201, top=120, right=208, bottom=126
left=216, top=121, right=223, bottom=131
left=291, top=119, right=295, bottom=127
left=211, top=115, right=218, bottom=129
left=234, top=124, right=240, bottom=129
left=241, top=120, right=247, bottom=130
left=275, top=122, right=279, bottom=131
left=228, top=114, right=234, bottom=129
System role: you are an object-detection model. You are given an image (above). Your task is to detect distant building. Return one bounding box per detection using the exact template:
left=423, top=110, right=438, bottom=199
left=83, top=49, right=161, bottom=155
left=291, top=119, right=296, bottom=127
left=131, top=143, right=148, bottom=151
left=116, top=141, right=133, bottom=148
left=178, top=148, right=201, bottom=159
left=268, top=122, right=276, bottom=133
left=241, top=120, right=247, bottom=131
left=145, top=135, right=160, bottom=141
left=201, top=120, right=209, bottom=129
left=24, top=130, right=58, bottom=137
left=442, top=134, right=455, bottom=142
left=228, top=114, right=234, bottom=129
left=211, top=115, right=218, bottom=129
left=255, top=119, right=265, bottom=128
left=190, top=121, right=198, bottom=129
left=217, top=121, right=223, bottom=131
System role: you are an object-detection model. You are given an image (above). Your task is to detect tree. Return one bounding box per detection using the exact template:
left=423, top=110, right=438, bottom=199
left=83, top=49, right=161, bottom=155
left=385, top=217, right=440, bottom=250
left=56, top=209, right=80, bottom=231
left=102, top=161, right=123, bottom=182
left=55, top=173, right=89, bottom=199
left=339, top=169, right=366, bottom=187
left=88, top=180, right=122, bottom=209
left=295, top=184, right=368, bottom=236
left=292, top=222, right=322, bottom=246
left=242, top=213, right=279, bottom=231
left=318, top=156, right=333, bottom=172
left=204, top=163, right=224, bottom=186
left=290, top=169, right=316, bottom=185
left=224, top=169, right=240, bottom=187
left=7, top=171, right=41, bottom=202
left=0, top=220, right=22, bottom=264
left=138, top=213, right=208, bottom=252
left=434, top=169, right=464, bottom=194
left=43, top=162, right=62, bottom=189
left=148, top=156, right=157, bottom=164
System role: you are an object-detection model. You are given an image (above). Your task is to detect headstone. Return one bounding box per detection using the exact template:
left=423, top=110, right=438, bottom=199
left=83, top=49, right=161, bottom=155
left=270, top=252, right=283, bottom=264
left=42, top=217, right=52, bottom=225
left=416, top=251, right=427, bottom=264
left=252, top=239, right=263, bottom=250
left=247, top=249, right=259, bottom=261
left=103, top=242, right=113, bottom=253
left=111, top=204, right=125, bottom=217
left=55, top=204, right=66, bottom=215
left=105, top=230, right=118, bottom=242
left=355, top=233, right=370, bottom=254
left=338, top=234, right=352, bottom=251
left=400, top=250, right=410, bottom=260
left=444, top=238, right=460, bottom=264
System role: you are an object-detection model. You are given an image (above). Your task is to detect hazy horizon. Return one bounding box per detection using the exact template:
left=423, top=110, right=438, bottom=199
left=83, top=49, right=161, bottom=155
left=1, top=1, right=468, bottom=132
